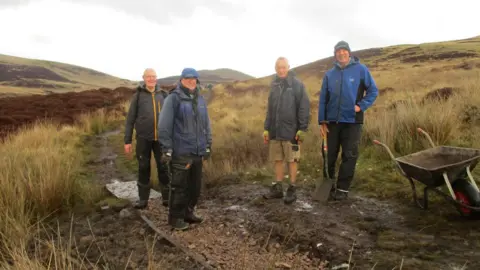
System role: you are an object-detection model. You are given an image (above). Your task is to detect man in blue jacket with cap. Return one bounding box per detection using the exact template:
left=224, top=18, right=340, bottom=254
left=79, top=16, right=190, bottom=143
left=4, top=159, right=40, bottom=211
left=318, top=41, right=379, bottom=201
left=158, top=67, right=212, bottom=231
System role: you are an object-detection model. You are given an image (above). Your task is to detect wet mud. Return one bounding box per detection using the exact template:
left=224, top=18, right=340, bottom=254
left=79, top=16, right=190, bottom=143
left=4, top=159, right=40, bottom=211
left=43, top=129, right=480, bottom=270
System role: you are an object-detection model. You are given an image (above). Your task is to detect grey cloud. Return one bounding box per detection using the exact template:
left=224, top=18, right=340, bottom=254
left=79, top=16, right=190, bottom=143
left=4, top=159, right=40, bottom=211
left=288, top=1, right=390, bottom=49
left=70, top=0, right=245, bottom=24
left=0, top=0, right=245, bottom=24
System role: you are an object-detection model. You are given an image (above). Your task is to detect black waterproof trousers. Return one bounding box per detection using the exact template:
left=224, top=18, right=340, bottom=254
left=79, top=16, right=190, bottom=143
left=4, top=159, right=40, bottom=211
left=168, top=155, right=203, bottom=219
left=135, top=137, right=169, bottom=199
left=322, top=123, right=363, bottom=192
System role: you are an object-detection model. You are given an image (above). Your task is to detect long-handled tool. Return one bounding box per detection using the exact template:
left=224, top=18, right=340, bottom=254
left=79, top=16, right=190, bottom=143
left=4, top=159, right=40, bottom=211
left=312, top=124, right=334, bottom=202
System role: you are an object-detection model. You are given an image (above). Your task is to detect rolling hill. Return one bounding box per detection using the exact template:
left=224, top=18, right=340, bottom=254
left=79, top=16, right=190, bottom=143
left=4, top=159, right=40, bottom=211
left=156, top=68, right=254, bottom=85
left=0, top=54, right=136, bottom=97
left=216, top=35, right=480, bottom=106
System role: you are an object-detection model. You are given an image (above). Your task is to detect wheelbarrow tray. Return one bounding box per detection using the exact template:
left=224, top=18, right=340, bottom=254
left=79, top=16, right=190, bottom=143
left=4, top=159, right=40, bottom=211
left=395, top=146, right=480, bottom=187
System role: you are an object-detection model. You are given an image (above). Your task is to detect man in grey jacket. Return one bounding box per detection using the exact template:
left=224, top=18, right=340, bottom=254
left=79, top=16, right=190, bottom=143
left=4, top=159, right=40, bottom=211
left=124, top=68, right=171, bottom=209
left=263, top=57, right=310, bottom=204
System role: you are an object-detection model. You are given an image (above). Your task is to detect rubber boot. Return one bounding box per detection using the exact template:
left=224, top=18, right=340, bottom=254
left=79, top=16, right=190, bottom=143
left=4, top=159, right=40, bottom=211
left=263, top=182, right=283, bottom=199
left=168, top=216, right=189, bottom=231
left=283, top=184, right=297, bottom=204
left=160, top=184, right=170, bottom=207
left=134, top=184, right=151, bottom=209
left=185, top=207, right=204, bottom=224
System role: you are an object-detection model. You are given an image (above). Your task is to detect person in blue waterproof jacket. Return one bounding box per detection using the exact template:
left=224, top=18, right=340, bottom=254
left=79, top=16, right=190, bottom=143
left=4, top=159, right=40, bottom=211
left=157, top=68, right=212, bottom=231
left=318, top=41, right=379, bottom=201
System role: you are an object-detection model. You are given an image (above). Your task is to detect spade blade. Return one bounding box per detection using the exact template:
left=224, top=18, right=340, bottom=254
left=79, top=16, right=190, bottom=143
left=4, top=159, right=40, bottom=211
left=312, top=178, right=333, bottom=202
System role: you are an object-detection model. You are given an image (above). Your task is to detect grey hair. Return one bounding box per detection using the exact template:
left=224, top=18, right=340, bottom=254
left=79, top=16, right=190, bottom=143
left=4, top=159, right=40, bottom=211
left=143, top=68, right=157, bottom=76
left=275, top=57, right=289, bottom=67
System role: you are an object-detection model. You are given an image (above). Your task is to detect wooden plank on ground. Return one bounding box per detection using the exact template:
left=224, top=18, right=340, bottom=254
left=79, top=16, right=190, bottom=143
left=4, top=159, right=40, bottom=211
left=138, top=213, right=217, bottom=270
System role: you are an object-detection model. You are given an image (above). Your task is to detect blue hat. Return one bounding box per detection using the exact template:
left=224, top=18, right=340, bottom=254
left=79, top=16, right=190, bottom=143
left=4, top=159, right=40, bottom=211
left=180, top=68, right=200, bottom=82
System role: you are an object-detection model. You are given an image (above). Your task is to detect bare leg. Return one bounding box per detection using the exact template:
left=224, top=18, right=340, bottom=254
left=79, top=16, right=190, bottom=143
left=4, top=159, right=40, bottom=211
left=275, top=161, right=284, bottom=182
left=288, top=162, right=297, bottom=184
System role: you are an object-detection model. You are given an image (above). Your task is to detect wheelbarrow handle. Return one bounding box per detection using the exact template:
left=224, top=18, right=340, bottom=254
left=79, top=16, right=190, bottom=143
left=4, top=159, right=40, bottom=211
left=372, top=140, right=395, bottom=161
left=416, top=127, right=436, bottom=148
left=372, top=139, right=408, bottom=178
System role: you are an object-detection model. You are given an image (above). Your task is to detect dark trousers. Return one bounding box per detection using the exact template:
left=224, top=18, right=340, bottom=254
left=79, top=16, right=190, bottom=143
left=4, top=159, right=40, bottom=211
left=322, top=123, right=363, bottom=191
left=135, top=137, right=169, bottom=195
left=169, top=155, right=203, bottom=219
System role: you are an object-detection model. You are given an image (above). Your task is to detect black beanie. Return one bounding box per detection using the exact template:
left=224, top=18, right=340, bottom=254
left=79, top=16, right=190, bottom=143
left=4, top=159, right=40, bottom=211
left=334, top=41, right=351, bottom=55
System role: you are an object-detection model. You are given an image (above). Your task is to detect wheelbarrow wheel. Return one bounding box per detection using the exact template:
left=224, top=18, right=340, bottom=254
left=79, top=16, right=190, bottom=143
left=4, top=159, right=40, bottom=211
left=451, top=178, right=480, bottom=218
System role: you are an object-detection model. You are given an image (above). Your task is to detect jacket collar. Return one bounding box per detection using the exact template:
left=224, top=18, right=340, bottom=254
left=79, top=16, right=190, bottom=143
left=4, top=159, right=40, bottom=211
left=273, top=70, right=296, bottom=87
left=334, top=56, right=360, bottom=70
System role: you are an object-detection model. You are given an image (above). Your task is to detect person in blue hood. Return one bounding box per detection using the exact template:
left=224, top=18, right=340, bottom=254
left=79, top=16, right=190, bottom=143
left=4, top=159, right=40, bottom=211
left=318, top=41, right=379, bottom=201
left=157, top=67, right=212, bottom=231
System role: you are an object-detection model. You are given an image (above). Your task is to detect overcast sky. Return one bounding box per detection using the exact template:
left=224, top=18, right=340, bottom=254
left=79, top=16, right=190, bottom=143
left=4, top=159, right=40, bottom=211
left=1, top=0, right=478, bottom=81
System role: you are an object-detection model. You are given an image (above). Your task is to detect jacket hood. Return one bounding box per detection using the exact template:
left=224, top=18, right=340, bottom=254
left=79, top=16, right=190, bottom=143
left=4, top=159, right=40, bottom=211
left=273, top=70, right=297, bottom=87
left=334, top=56, right=360, bottom=69
left=173, top=82, right=200, bottom=98
left=137, top=83, right=162, bottom=93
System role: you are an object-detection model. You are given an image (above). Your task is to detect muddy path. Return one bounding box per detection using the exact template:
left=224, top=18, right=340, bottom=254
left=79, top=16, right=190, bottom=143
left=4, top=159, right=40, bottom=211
left=49, top=129, right=199, bottom=269
left=48, top=129, right=480, bottom=269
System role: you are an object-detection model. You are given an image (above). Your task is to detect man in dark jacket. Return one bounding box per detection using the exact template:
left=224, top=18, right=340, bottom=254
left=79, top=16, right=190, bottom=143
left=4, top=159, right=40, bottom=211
left=124, top=68, right=171, bottom=209
left=158, top=67, right=212, bottom=231
left=318, top=41, right=379, bottom=201
left=263, top=57, right=310, bottom=204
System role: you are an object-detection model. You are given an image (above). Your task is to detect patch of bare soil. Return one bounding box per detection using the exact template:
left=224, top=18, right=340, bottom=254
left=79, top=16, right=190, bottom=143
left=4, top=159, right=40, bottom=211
left=0, top=63, right=71, bottom=82
left=402, top=52, right=478, bottom=63
left=421, top=87, right=459, bottom=104
left=145, top=180, right=480, bottom=270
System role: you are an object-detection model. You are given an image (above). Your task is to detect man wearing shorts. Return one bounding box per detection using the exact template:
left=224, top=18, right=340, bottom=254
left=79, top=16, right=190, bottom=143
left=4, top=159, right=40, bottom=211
left=263, top=57, right=310, bottom=204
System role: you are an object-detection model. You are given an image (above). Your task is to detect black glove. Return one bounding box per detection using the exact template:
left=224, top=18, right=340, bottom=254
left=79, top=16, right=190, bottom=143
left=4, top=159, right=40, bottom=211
left=203, top=147, right=211, bottom=160
left=161, top=150, right=172, bottom=163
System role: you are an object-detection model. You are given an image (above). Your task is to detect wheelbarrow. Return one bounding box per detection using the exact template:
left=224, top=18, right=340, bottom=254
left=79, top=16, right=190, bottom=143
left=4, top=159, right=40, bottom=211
left=373, top=127, right=480, bottom=218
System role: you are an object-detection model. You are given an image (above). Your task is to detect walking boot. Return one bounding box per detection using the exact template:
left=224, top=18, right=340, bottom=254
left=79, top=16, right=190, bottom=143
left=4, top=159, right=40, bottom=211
left=168, top=216, right=189, bottom=231
left=185, top=207, right=204, bottom=224
left=133, top=184, right=150, bottom=209
left=263, top=182, right=283, bottom=199
left=160, top=184, right=170, bottom=207
left=332, top=189, right=348, bottom=201
left=283, top=184, right=297, bottom=204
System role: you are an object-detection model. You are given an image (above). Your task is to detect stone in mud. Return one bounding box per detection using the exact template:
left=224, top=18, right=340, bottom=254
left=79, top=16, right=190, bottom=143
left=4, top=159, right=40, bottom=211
left=119, top=208, right=132, bottom=218
left=105, top=180, right=161, bottom=202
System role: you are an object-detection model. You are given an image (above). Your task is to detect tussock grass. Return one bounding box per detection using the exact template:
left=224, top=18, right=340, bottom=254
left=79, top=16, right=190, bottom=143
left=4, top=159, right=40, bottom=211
left=202, top=66, right=480, bottom=197
left=0, top=108, right=121, bottom=268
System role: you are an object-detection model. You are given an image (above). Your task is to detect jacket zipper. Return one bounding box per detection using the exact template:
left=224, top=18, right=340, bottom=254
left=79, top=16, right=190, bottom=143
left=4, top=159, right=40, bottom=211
left=151, top=92, right=157, bottom=141
left=335, top=69, right=344, bottom=123
left=193, top=96, right=199, bottom=155
left=274, top=82, right=284, bottom=137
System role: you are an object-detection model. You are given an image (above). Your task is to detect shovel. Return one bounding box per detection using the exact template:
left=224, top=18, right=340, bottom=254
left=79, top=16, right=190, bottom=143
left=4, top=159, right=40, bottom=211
left=312, top=124, right=334, bottom=202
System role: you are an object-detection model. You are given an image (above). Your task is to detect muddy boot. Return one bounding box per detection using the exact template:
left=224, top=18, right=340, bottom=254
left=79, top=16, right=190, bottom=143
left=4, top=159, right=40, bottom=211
left=185, top=207, right=204, bottom=224
left=332, top=190, right=348, bottom=201
left=263, top=182, right=283, bottom=199
left=160, top=184, right=170, bottom=207
left=168, top=216, right=189, bottom=231
left=283, top=184, right=297, bottom=204
left=134, top=184, right=150, bottom=209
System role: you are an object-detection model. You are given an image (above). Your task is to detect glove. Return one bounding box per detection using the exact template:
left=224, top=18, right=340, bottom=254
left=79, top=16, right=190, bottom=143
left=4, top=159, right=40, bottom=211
left=161, top=150, right=172, bottom=163
left=295, top=130, right=305, bottom=142
left=204, top=147, right=211, bottom=160
left=263, top=130, right=269, bottom=144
